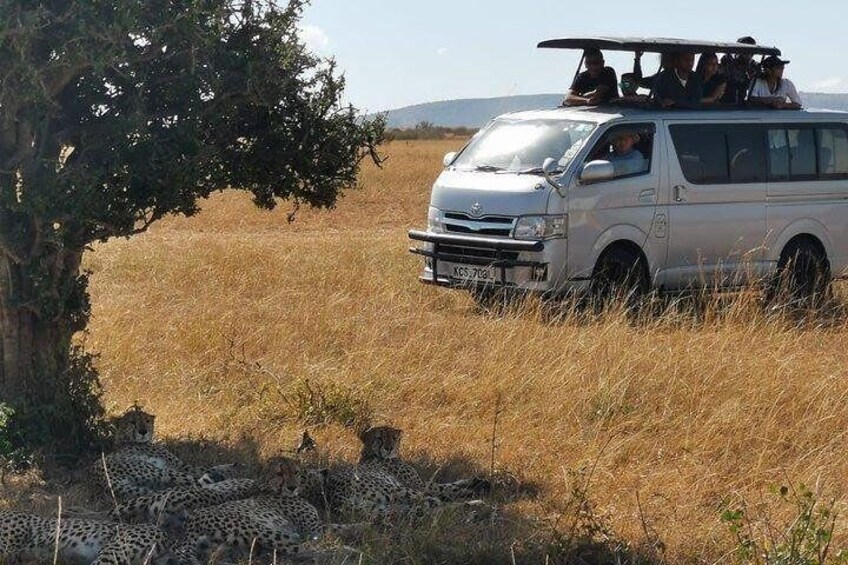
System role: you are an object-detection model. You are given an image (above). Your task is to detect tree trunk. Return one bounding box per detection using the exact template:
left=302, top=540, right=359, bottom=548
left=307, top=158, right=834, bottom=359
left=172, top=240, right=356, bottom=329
left=0, top=294, right=67, bottom=406
left=0, top=250, right=98, bottom=453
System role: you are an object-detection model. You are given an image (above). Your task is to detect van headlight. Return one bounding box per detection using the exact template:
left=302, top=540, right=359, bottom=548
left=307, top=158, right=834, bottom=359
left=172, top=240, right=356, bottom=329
left=514, top=215, right=567, bottom=240
left=427, top=206, right=445, bottom=234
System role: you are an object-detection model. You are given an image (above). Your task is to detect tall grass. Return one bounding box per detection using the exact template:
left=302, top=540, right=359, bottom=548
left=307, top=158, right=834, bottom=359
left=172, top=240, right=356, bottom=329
left=4, top=140, right=848, bottom=562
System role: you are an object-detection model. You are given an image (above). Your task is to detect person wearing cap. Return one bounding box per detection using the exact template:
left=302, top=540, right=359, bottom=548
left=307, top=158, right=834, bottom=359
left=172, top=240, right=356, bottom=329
left=564, top=48, right=619, bottom=107
left=606, top=132, right=648, bottom=176
left=749, top=56, right=802, bottom=109
left=720, top=36, right=761, bottom=105
left=653, top=52, right=702, bottom=108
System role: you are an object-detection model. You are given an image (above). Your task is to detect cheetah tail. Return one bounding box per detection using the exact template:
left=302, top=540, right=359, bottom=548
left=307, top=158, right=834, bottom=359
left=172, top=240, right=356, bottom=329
left=60, top=506, right=111, bottom=520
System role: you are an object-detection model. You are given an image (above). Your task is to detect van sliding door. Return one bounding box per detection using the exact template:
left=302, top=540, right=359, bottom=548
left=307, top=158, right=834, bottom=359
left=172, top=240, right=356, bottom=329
left=662, top=123, right=768, bottom=290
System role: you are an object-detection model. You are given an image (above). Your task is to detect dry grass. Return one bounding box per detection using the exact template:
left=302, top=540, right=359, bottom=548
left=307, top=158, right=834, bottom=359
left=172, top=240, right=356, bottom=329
left=5, top=139, right=848, bottom=563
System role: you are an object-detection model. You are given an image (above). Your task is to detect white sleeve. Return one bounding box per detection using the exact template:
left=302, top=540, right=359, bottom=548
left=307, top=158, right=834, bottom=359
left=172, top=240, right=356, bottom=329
left=749, top=79, right=769, bottom=98
left=785, top=80, right=802, bottom=105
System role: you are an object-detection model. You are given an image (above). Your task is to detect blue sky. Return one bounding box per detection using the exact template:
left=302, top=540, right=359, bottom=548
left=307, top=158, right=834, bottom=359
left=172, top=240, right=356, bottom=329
left=299, top=0, right=848, bottom=112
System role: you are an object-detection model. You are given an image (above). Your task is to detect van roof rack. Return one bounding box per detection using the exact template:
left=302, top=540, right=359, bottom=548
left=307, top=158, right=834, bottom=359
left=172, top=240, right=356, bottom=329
left=537, top=37, right=781, bottom=56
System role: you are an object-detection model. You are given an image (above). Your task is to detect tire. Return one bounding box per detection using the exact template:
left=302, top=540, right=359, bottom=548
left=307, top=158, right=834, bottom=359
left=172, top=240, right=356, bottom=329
left=590, top=246, right=650, bottom=310
left=770, top=239, right=831, bottom=308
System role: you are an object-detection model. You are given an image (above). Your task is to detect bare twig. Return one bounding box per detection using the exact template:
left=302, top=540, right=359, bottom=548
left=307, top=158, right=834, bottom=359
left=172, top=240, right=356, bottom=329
left=489, top=392, right=502, bottom=478
left=52, top=496, right=62, bottom=565
left=636, top=489, right=665, bottom=558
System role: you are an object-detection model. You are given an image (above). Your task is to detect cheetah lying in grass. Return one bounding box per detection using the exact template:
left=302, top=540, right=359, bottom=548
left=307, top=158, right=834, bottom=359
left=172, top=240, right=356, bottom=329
left=171, top=457, right=343, bottom=562
left=357, top=426, right=491, bottom=502
left=0, top=510, right=189, bottom=565
left=317, top=426, right=491, bottom=521
left=93, top=405, right=235, bottom=500
left=106, top=479, right=260, bottom=529
left=106, top=431, right=322, bottom=526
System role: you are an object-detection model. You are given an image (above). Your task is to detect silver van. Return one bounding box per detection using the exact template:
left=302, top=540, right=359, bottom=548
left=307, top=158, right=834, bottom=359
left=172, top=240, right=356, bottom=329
left=409, top=105, right=848, bottom=303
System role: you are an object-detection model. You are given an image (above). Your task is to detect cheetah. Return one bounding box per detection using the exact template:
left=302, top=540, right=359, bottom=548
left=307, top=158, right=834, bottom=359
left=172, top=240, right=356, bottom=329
left=358, top=426, right=491, bottom=502
left=314, top=426, right=489, bottom=521
left=93, top=405, right=234, bottom=500
left=0, top=510, right=186, bottom=565
left=107, top=433, right=322, bottom=530
left=108, top=478, right=261, bottom=528
left=172, top=457, right=324, bottom=561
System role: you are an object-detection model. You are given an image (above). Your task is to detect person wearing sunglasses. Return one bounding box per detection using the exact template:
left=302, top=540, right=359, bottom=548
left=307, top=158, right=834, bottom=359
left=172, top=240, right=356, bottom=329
left=564, top=48, right=620, bottom=107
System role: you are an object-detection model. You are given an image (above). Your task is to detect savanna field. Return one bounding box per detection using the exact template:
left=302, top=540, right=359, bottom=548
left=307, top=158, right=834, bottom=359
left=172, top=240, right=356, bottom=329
left=4, top=139, right=848, bottom=563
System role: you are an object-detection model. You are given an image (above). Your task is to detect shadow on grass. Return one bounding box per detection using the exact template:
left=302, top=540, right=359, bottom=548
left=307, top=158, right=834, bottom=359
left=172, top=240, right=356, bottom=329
left=5, top=434, right=668, bottom=565
left=305, top=447, right=665, bottom=565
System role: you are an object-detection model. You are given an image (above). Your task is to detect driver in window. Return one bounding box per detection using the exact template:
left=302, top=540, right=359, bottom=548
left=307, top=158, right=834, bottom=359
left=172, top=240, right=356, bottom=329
left=606, top=132, right=648, bottom=176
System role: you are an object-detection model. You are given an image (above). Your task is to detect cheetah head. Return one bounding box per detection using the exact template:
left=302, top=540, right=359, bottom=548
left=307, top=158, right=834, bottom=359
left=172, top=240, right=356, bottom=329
left=112, top=403, right=155, bottom=444
left=263, top=456, right=306, bottom=496
left=359, top=426, right=402, bottom=461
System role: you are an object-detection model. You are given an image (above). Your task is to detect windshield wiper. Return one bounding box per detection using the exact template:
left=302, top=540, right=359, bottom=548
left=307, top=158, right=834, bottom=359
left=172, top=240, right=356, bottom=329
left=517, top=167, right=562, bottom=176
left=473, top=165, right=505, bottom=173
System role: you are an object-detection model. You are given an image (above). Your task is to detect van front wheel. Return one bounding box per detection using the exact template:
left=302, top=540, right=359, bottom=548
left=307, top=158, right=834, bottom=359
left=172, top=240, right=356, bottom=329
left=590, top=246, right=649, bottom=309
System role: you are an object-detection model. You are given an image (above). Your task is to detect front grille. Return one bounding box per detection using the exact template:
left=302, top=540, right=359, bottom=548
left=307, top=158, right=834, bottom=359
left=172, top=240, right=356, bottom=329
left=445, top=213, right=513, bottom=223
left=439, top=245, right=519, bottom=262
left=443, top=212, right=515, bottom=238
left=445, top=225, right=513, bottom=236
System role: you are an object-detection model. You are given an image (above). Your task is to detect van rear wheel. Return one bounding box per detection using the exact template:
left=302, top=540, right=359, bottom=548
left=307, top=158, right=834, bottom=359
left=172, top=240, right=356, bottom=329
left=770, top=239, right=831, bottom=308
left=590, top=246, right=649, bottom=310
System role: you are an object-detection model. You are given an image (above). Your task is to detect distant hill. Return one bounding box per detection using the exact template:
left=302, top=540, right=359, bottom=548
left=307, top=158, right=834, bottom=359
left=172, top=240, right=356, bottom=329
left=381, top=93, right=848, bottom=129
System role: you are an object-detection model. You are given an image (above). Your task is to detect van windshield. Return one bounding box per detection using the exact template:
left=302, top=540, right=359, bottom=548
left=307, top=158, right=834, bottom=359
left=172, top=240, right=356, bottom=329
left=453, top=119, right=597, bottom=173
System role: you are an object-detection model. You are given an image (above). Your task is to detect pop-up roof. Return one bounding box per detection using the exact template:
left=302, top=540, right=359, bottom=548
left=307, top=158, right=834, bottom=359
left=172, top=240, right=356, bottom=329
left=538, top=37, right=781, bottom=56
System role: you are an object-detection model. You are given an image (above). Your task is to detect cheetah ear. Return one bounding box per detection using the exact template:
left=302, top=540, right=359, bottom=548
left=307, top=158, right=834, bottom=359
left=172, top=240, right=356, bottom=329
left=296, top=430, right=316, bottom=454
left=357, top=426, right=372, bottom=442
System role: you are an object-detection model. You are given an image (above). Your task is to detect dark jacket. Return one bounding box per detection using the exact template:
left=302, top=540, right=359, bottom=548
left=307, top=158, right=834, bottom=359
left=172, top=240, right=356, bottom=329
left=654, top=69, right=702, bottom=107
left=570, top=67, right=620, bottom=102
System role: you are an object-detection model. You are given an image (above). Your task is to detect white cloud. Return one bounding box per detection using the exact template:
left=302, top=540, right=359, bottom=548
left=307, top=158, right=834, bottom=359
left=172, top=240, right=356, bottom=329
left=437, top=47, right=449, bottom=56
left=811, top=77, right=845, bottom=92
left=299, top=24, right=330, bottom=53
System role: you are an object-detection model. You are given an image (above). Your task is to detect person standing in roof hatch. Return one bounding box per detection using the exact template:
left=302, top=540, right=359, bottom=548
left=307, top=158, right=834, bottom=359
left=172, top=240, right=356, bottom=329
left=564, top=48, right=620, bottom=107
left=720, top=36, right=760, bottom=104
left=654, top=51, right=702, bottom=108
left=749, top=56, right=802, bottom=109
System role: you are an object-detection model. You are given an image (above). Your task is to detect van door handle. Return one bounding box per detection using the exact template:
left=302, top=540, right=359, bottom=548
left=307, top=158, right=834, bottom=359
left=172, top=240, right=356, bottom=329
left=638, top=189, right=656, bottom=203
left=674, top=185, right=687, bottom=203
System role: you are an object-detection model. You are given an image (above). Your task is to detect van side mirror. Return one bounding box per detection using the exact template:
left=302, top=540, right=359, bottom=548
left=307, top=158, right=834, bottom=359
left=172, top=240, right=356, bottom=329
left=542, top=158, right=559, bottom=175
left=580, top=160, right=616, bottom=184
left=443, top=152, right=457, bottom=167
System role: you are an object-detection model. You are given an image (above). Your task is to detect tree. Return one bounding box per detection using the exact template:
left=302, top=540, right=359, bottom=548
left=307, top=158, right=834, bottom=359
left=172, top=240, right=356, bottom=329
left=0, top=0, right=384, bottom=453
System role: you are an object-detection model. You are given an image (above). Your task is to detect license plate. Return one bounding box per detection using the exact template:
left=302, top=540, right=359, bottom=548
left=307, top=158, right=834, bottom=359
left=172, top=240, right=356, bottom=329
left=451, top=264, right=497, bottom=283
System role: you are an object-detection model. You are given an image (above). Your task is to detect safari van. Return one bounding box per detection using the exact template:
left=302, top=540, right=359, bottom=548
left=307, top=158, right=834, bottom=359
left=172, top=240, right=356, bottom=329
left=409, top=38, right=848, bottom=305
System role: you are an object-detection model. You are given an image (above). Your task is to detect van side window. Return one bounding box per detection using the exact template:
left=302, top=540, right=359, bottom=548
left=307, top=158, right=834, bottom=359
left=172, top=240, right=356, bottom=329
left=728, top=127, right=767, bottom=183
left=670, top=125, right=767, bottom=185
left=669, top=126, right=729, bottom=184
left=817, top=127, right=848, bottom=178
left=768, top=128, right=817, bottom=181
left=584, top=123, right=655, bottom=181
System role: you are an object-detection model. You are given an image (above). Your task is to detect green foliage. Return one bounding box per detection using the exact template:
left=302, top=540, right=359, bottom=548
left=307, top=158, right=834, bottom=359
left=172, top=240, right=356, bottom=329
left=6, top=347, right=108, bottom=463
left=283, top=379, right=373, bottom=430
left=721, top=484, right=848, bottom=564
left=0, top=0, right=383, bottom=453
left=0, top=403, right=31, bottom=472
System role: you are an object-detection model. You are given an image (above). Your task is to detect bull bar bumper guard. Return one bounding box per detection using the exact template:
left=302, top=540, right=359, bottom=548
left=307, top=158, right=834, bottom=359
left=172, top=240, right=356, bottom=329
left=408, top=229, right=546, bottom=288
